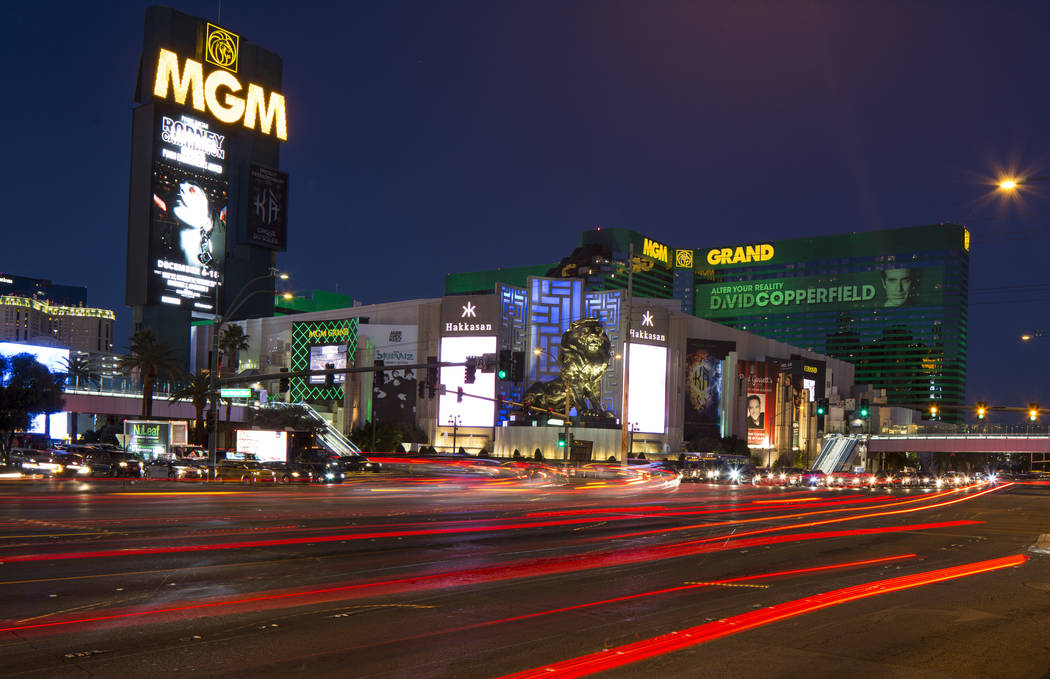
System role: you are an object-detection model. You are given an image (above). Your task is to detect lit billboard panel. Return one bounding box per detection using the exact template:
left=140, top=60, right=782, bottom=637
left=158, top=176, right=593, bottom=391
left=309, top=345, right=346, bottom=385
left=626, top=343, right=666, bottom=434
left=147, top=109, right=227, bottom=312
left=236, top=430, right=288, bottom=463
left=438, top=336, right=496, bottom=428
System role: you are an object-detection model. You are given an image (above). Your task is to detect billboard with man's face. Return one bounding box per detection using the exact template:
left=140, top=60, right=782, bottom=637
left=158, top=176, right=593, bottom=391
left=739, top=361, right=778, bottom=449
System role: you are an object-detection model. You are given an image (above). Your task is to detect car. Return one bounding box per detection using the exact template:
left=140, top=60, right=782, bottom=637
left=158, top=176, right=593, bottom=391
left=80, top=449, right=145, bottom=478
left=800, top=469, right=826, bottom=487
left=338, top=452, right=382, bottom=473
left=143, top=454, right=207, bottom=480
left=724, top=464, right=757, bottom=484
left=937, top=471, right=970, bottom=487
left=19, top=451, right=87, bottom=477
left=289, top=448, right=347, bottom=482
left=262, top=460, right=316, bottom=484
left=214, top=459, right=263, bottom=484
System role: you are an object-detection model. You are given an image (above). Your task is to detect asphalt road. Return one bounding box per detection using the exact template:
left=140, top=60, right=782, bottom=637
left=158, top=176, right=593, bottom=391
left=1, top=473, right=1048, bottom=678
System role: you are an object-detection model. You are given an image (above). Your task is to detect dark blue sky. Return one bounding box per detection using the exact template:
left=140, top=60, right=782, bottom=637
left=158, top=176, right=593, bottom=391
left=5, top=1, right=1050, bottom=416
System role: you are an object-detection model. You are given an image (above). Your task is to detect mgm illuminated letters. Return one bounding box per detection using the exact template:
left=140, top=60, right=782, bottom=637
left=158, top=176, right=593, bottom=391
left=153, top=48, right=288, bottom=141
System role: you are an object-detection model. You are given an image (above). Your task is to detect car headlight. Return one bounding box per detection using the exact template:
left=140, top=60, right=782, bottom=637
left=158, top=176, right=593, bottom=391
left=55, top=465, right=64, bottom=473
left=292, top=472, right=300, bottom=477
left=78, top=466, right=90, bottom=475
left=325, top=472, right=334, bottom=479
left=119, top=461, right=128, bottom=467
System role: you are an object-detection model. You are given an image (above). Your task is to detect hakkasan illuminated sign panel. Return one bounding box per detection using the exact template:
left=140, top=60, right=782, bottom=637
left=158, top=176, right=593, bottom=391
left=147, top=107, right=227, bottom=312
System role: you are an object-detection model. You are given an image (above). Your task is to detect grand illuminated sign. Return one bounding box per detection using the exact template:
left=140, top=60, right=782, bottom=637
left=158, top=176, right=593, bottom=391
left=153, top=48, right=288, bottom=141
left=706, top=243, right=774, bottom=266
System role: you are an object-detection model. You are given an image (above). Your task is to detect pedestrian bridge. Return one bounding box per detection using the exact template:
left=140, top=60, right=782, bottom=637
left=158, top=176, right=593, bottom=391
left=867, top=434, right=1050, bottom=455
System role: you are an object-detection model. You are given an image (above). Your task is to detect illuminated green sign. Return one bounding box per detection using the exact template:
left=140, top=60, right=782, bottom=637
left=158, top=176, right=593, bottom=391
left=219, top=388, right=252, bottom=398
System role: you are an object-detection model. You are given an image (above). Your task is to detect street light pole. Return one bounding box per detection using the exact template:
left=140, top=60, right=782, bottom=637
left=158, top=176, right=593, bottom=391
left=620, top=242, right=634, bottom=467
left=206, top=269, right=288, bottom=479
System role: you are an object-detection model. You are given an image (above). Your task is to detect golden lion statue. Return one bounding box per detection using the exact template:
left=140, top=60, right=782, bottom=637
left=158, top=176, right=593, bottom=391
left=521, top=318, right=614, bottom=420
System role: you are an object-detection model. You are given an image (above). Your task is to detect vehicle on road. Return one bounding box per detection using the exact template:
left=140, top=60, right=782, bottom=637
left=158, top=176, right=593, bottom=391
left=80, top=448, right=145, bottom=478
left=338, top=452, right=382, bottom=473
left=724, top=464, right=757, bottom=484
left=800, top=469, right=826, bottom=487
left=214, top=458, right=266, bottom=484
left=143, top=455, right=207, bottom=480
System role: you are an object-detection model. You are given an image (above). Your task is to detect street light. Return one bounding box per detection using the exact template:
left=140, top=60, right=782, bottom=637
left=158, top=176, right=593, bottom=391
left=534, top=347, right=572, bottom=466
left=207, top=269, right=288, bottom=479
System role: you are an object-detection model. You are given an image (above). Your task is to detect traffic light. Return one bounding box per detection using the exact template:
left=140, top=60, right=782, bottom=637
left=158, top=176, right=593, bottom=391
left=929, top=404, right=938, bottom=419
left=426, top=356, right=438, bottom=399
left=557, top=432, right=567, bottom=448
left=816, top=398, right=828, bottom=416
left=373, top=359, right=385, bottom=387
left=976, top=402, right=987, bottom=420
left=511, top=350, right=525, bottom=382
left=497, top=349, right=512, bottom=380
left=324, top=363, right=335, bottom=389
left=418, top=381, right=425, bottom=399
left=278, top=367, right=289, bottom=393
left=859, top=399, right=869, bottom=418
left=1029, top=403, right=1039, bottom=422
left=457, top=386, right=464, bottom=403
left=464, top=357, right=476, bottom=384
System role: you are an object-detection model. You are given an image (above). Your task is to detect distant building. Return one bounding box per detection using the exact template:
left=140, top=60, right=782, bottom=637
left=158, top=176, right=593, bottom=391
left=0, top=273, right=115, bottom=353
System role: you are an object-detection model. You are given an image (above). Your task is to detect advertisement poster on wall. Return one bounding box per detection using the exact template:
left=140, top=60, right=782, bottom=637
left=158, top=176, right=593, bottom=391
left=683, top=339, right=736, bottom=442
left=739, top=361, right=778, bottom=449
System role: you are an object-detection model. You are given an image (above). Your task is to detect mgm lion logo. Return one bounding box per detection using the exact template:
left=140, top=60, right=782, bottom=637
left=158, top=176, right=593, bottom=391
left=521, top=318, right=615, bottom=420
left=205, top=23, right=239, bottom=72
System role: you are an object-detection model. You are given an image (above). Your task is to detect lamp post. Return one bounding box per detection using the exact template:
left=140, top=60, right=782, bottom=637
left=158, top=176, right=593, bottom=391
left=448, top=414, right=461, bottom=454
left=534, top=347, right=573, bottom=467
left=207, top=269, right=288, bottom=479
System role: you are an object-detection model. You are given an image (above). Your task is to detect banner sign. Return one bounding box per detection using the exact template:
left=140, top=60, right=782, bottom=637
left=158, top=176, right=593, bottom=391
left=739, top=361, right=778, bottom=449
left=684, top=339, right=735, bottom=442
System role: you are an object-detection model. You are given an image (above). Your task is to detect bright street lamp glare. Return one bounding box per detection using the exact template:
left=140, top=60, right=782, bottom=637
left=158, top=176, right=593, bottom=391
left=999, top=179, right=1018, bottom=190
left=278, top=273, right=290, bottom=280
left=1022, top=334, right=1032, bottom=341
left=282, top=293, right=293, bottom=300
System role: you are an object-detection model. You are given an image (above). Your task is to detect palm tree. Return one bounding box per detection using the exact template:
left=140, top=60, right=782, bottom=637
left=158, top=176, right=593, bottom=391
left=218, top=324, right=250, bottom=445
left=169, top=371, right=211, bottom=445
left=120, top=329, right=182, bottom=418
left=218, top=324, right=250, bottom=377
left=60, top=354, right=93, bottom=390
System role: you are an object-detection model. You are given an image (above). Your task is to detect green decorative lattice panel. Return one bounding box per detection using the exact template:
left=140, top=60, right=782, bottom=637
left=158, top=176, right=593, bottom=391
left=290, top=318, right=358, bottom=402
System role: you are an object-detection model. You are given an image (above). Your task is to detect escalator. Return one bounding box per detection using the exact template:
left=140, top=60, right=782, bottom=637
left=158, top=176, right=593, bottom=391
left=812, top=435, right=860, bottom=474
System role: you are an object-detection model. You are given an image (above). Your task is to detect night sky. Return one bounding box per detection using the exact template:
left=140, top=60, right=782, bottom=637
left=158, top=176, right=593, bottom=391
left=5, top=1, right=1050, bottom=417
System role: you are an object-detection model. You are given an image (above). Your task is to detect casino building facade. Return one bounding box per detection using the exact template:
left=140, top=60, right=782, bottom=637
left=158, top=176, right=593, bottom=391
left=448, top=224, right=969, bottom=421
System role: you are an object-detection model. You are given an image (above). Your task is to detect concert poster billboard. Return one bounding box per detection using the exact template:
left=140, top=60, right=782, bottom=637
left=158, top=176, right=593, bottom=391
left=739, top=360, right=778, bottom=449
left=683, top=339, right=735, bottom=442
left=146, top=109, right=228, bottom=312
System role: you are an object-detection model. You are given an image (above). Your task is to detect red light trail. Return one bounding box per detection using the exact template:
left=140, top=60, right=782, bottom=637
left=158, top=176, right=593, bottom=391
left=0, top=521, right=973, bottom=635
left=497, top=554, right=1028, bottom=679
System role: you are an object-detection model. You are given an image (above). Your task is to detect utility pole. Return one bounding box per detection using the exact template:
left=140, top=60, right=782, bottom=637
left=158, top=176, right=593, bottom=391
left=620, top=242, right=633, bottom=467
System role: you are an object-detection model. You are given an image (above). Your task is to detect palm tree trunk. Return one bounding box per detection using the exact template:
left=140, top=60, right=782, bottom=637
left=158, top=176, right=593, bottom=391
left=143, top=379, right=154, bottom=418
left=224, top=399, right=232, bottom=449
